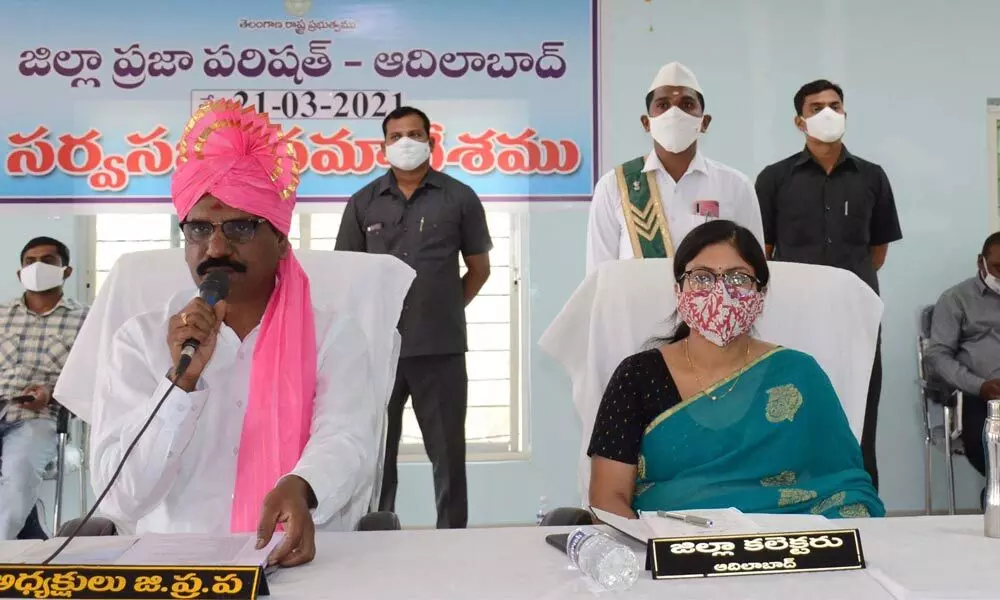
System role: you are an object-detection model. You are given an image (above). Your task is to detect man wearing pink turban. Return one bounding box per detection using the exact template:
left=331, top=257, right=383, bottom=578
left=89, top=100, right=378, bottom=567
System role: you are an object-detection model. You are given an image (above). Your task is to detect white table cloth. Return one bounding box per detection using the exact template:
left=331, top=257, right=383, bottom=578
left=272, top=526, right=889, bottom=600
left=0, top=516, right=994, bottom=599
left=839, top=515, right=996, bottom=600
left=272, top=515, right=1000, bottom=599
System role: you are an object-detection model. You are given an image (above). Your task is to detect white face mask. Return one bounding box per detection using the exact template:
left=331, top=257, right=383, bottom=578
left=20, top=262, right=66, bottom=293
left=982, top=258, right=1000, bottom=295
left=648, top=108, right=704, bottom=153
left=385, top=137, right=430, bottom=171
left=804, top=107, right=847, bottom=143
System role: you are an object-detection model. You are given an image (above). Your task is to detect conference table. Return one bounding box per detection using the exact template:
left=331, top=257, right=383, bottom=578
left=0, top=515, right=994, bottom=599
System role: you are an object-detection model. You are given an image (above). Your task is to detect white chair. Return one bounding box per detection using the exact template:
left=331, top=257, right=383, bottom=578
left=538, top=258, right=883, bottom=503
left=54, top=248, right=415, bottom=527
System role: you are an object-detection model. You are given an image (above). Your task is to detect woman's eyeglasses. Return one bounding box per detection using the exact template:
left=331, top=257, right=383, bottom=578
left=680, top=268, right=760, bottom=294
left=179, top=218, right=268, bottom=244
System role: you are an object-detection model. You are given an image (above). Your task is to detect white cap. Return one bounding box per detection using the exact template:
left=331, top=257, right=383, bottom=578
left=648, top=62, right=703, bottom=94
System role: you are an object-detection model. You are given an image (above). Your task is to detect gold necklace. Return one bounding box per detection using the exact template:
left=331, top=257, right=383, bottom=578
left=685, top=338, right=752, bottom=401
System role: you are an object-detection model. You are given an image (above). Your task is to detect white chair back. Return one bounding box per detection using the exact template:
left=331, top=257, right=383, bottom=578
left=55, top=248, right=415, bottom=514
left=538, top=258, right=883, bottom=502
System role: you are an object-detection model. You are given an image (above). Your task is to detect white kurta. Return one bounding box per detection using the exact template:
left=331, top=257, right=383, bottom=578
left=586, top=151, right=765, bottom=274
left=90, top=291, right=377, bottom=535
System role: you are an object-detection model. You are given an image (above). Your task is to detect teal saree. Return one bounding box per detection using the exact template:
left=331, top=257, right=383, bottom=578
left=631, top=348, right=884, bottom=518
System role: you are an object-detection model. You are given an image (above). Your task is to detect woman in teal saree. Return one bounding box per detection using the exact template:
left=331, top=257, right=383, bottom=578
left=588, top=220, right=883, bottom=520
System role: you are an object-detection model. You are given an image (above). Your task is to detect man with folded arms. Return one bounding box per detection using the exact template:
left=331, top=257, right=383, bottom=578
left=90, top=100, right=377, bottom=566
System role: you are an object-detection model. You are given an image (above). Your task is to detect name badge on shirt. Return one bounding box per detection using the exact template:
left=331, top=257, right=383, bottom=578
left=366, top=222, right=383, bottom=233
left=694, top=200, right=720, bottom=220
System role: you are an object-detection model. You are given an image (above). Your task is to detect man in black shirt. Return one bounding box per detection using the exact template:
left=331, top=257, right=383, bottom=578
left=755, top=79, right=902, bottom=489
left=336, top=106, right=492, bottom=529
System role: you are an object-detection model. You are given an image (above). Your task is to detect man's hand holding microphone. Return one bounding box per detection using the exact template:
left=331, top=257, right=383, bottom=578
left=168, top=271, right=229, bottom=391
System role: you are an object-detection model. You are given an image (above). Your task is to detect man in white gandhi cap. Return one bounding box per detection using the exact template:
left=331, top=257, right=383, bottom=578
left=586, top=62, right=764, bottom=273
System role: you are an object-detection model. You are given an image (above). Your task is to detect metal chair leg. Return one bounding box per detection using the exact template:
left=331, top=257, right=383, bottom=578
left=943, top=406, right=957, bottom=515
left=924, top=435, right=933, bottom=515
left=53, top=408, right=71, bottom=533
left=79, top=422, right=89, bottom=515
left=53, top=431, right=67, bottom=533
left=947, top=451, right=958, bottom=515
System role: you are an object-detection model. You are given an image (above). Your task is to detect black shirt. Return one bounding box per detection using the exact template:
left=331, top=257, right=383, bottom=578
left=587, top=349, right=681, bottom=464
left=336, top=169, right=493, bottom=358
left=755, top=147, right=902, bottom=294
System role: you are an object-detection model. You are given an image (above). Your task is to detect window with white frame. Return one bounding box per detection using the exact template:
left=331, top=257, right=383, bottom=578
left=93, top=214, right=302, bottom=291
left=91, top=210, right=522, bottom=459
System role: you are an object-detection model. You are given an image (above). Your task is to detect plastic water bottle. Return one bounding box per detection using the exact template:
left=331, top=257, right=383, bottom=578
left=536, top=496, right=548, bottom=526
left=566, top=527, right=640, bottom=591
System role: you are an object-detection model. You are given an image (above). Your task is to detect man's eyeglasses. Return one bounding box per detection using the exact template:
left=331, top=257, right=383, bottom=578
left=680, top=268, right=761, bottom=294
left=179, top=218, right=267, bottom=244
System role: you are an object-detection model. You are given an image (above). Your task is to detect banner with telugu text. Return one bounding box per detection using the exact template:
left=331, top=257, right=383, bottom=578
left=2, top=0, right=596, bottom=207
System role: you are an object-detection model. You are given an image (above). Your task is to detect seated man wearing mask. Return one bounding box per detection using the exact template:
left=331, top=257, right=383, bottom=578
left=588, top=220, right=882, bottom=519
left=90, top=100, right=377, bottom=567
left=926, top=232, right=1000, bottom=479
left=586, top=62, right=764, bottom=274
left=0, top=237, right=87, bottom=539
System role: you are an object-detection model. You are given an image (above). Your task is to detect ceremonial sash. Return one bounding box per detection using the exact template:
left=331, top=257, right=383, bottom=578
left=614, top=156, right=674, bottom=258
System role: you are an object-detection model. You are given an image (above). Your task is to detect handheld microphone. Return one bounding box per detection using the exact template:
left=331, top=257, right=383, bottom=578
left=43, top=271, right=230, bottom=565
left=176, top=271, right=230, bottom=377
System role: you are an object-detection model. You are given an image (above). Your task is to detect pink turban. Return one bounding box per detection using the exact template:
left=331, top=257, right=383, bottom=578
left=171, top=99, right=317, bottom=533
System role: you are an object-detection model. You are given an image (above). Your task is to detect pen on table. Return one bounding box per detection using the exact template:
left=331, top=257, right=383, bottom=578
left=657, top=511, right=714, bottom=528
left=419, top=217, right=425, bottom=232
left=844, top=202, right=848, bottom=216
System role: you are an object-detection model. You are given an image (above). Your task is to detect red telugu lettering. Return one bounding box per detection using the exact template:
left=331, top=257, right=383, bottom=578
left=4, top=124, right=584, bottom=191
left=494, top=128, right=543, bottom=174
left=537, top=138, right=581, bottom=175
left=88, top=154, right=128, bottom=192
left=446, top=129, right=497, bottom=174
left=125, top=125, right=173, bottom=175
left=308, top=129, right=358, bottom=174
left=5, top=126, right=57, bottom=176
left=56, top=129, right=103, bottom=175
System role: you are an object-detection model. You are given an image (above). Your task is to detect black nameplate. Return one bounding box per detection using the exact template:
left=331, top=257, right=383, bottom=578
left=0, top=564, right=269, bottom=599
left=645, top=529, right=865, bottom=580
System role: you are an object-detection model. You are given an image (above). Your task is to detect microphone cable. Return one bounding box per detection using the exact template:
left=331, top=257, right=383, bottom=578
left=41, top=362, right=189, bottom=564
left=43, top=271, right=228, bottom=564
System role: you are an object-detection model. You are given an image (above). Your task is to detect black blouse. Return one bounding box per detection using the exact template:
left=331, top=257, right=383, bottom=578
left=587, top=349, right=682, bottom=465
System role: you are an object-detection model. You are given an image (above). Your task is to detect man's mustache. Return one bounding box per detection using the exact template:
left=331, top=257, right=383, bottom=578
left=196, top=258, right=247, bottom=277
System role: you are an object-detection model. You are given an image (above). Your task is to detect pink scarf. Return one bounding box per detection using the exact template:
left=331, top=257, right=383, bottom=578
left=170, top=99, right=317, bottom=532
